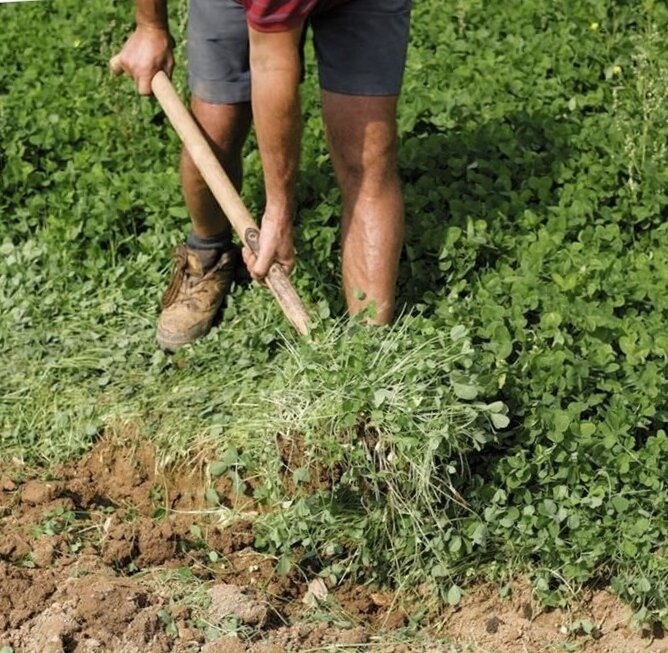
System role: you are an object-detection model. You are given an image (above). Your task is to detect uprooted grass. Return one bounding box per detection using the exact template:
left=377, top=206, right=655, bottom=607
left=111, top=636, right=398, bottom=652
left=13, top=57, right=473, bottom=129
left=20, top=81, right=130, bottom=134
left=209, top=317, right=504, bottom=591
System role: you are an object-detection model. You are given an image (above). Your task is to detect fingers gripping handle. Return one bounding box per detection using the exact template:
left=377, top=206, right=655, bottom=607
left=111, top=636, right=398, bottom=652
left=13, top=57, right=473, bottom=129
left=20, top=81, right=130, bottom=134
left=243, top=227, right=309, bottom=336
left=146, top=71, right=310, bottom=336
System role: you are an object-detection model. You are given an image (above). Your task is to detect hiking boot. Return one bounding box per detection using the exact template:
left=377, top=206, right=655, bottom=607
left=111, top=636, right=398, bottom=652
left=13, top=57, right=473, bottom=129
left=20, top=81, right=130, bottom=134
left=156, top=244, right=237, bottom=351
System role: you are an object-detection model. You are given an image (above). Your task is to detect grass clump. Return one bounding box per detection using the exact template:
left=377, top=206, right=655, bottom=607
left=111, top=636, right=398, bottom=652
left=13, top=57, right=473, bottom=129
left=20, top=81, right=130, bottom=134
left=210, top=318, right=504, bottom=591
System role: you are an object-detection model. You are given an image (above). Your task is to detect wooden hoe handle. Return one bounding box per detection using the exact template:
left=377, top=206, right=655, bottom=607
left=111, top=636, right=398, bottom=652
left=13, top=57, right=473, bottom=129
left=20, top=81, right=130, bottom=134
left=150, top=71, right=310, bottom=336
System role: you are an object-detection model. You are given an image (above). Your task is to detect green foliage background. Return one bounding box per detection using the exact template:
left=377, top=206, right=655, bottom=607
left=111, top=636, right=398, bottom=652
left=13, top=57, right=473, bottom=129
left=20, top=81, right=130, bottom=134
left=1, top=0, right=667, bottom=624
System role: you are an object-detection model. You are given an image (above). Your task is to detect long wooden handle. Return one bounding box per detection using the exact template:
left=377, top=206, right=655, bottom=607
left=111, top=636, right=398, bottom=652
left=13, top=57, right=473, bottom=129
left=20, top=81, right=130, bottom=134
left=150, top=71, right=310, bottom=336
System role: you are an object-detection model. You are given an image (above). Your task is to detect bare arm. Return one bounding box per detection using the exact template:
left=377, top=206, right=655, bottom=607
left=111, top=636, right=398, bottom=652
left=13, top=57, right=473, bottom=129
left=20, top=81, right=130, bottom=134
left=243, top=24, right=303, bottom=280
left=135, top=0, right=169, bottom=29
left=110, top=0, right=174, bottom=95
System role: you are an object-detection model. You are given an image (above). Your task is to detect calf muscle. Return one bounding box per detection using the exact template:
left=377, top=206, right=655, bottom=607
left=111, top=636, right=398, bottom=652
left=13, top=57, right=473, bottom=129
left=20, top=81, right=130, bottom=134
left=322, top=92, right=404, bottom=324
left=180, top=97, right=251, bottom=239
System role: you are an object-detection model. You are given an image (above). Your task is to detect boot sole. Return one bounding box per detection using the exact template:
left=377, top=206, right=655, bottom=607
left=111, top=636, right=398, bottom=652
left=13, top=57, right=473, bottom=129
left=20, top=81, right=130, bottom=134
left=155, top=319, right=214, bottom=352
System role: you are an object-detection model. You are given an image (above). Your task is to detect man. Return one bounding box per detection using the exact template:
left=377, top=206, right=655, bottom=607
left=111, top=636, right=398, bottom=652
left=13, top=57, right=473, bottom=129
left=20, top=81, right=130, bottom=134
left=112, top=0, right=412, bottom=350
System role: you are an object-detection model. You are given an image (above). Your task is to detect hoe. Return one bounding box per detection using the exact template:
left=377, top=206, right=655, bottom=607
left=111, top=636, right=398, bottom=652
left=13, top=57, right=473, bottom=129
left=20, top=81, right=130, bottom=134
left=114, top=68, right=311, bottom=336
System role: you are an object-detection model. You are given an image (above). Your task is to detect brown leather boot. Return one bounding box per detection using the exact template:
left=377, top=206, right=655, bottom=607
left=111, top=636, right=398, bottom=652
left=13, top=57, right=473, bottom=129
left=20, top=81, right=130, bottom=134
left=156, top=244, right=237, bottom=351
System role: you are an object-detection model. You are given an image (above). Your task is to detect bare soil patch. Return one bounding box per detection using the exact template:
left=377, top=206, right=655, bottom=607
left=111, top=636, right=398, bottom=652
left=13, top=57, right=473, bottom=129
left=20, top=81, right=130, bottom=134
left=0, top=435, right=664, bottom=652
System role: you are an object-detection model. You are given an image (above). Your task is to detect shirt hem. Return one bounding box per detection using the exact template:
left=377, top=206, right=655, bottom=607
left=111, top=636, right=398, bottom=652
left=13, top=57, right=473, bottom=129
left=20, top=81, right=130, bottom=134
left=246, top=14, right=306, bottom=32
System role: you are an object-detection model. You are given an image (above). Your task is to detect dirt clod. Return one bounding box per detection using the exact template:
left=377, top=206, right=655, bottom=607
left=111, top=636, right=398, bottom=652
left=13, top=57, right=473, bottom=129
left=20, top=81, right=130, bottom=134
left=208, top=583, right=268, bottom=627
left=136, top=519, right=178, bottom=566
left=20, top=480, right=60, bottom=505
left=201, top=636, right=246, bottom=653
left=338, top=626, right=370, bottom=645
left=0, top=533, right=31, bottom=562
left=32, top=535, right=62, bottom=567
left=1, top=477, right=17, bottom=492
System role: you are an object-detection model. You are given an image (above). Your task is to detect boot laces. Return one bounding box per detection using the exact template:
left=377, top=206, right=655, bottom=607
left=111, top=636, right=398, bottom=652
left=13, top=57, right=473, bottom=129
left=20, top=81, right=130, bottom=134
left=161, top=245, right=189, bottom=309
left=161, top=246, right=235, bottom=309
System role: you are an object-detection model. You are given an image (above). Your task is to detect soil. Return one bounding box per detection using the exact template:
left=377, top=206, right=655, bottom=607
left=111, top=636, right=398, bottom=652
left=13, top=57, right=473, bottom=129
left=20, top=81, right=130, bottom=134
left=0, top=435, right=665, bottom=653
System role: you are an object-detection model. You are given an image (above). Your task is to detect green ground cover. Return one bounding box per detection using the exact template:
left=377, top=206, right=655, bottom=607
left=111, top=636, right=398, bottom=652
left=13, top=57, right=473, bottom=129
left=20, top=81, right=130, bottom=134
left=1, top=0, right=667, bottom=626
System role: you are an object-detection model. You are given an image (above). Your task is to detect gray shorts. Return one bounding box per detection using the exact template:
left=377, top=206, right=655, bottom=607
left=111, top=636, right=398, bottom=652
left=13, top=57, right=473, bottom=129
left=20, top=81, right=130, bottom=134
left=187, top=0, right=412, bottom=104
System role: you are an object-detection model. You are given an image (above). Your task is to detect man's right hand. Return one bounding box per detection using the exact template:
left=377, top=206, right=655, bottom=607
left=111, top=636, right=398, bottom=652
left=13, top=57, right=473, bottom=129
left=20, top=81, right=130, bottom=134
left=110, top=25, right=175, bottom=95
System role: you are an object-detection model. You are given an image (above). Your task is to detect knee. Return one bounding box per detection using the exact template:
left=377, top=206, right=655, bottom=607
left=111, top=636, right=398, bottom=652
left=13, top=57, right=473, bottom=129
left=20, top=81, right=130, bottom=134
left=203, top=121, right=248, bottom=161
left=334, top=132, right=399, bottom=195
left=191, top=99, right=251, bottom=158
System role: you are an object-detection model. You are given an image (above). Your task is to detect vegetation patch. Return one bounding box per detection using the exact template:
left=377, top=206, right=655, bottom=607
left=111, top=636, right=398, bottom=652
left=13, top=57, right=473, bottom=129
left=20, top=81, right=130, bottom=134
left=1, top=0, right=667, bottom=638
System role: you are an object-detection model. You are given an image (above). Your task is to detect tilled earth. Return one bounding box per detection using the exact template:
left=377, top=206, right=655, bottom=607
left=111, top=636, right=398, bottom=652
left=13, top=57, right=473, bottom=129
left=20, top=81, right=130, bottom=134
left=0, top=435, right=665, bottom=653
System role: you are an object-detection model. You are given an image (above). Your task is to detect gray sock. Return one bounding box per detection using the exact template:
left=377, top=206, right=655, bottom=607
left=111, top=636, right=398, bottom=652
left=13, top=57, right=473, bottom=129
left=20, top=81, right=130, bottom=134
left=186, top=232, right=233, bottom=271
left=186, top=231, right=232, bottom=251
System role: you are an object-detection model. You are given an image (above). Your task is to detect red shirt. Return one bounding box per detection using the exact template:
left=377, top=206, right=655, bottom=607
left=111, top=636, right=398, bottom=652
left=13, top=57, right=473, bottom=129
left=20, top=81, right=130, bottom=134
left=240, top=0, right=350, bottom=32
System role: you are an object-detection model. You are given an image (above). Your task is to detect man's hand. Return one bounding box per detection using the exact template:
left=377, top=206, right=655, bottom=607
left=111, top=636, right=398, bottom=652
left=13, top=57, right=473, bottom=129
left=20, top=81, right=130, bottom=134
left=110, top=25, right=174, bottom=95
left=242, top=212, right=296, bottom=283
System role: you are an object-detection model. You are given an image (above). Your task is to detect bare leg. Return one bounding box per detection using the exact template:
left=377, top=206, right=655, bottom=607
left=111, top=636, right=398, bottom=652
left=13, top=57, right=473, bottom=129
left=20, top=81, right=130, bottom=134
left=321, top=92, right=404, bottom=324
left=156, top=97, right=253, bottom=352
left=179, top=96, right=252, bottom=239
